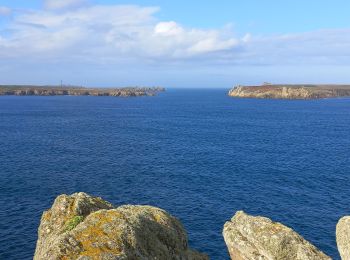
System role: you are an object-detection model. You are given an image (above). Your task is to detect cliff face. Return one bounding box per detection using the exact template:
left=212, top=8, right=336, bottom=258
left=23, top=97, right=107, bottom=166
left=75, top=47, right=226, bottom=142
left=34, top=192, right=207, bottom=260
left=228, top=85, right=350, bottom=99
left=223, top=211, right=330, bottom=260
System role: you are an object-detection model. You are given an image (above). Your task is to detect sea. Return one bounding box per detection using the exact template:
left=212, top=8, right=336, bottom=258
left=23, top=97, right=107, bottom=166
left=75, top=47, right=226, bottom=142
left=1, top=89, right=350, bottom=259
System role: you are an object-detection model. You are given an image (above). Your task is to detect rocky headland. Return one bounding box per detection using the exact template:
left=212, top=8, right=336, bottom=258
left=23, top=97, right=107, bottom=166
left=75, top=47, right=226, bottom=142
left=34, top=193, right=350, bottom=260
left=228, top=84, right=350, bottom=99
left=0, top=85, right=165, bottom=97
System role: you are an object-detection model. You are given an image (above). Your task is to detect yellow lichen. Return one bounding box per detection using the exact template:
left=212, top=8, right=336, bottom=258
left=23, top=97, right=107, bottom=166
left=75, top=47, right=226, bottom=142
left=62, top=211, right=125, bottom=258
left=153, top=213, right=164, bottom=223
left=42, top=211, right=52, bottom=222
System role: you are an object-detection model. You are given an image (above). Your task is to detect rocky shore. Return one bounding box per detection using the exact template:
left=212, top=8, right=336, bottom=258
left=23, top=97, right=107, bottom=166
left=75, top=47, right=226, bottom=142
left=34, top=193, right=350, bottom=259
left=228, top=84, right=350, bottom=99
left=0, top=86, right=165, bottom=97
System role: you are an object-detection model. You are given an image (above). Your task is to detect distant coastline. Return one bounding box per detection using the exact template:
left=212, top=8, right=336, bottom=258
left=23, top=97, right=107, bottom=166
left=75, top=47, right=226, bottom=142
left=228, top=84, right=350, bottom=99
left=0, top=85, right=165, bottom=97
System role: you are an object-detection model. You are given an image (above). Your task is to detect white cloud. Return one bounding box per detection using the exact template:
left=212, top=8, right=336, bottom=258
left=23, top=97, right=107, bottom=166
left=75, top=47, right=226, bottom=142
left=154, top=21, right=184, bottom=36
left=44, top=0, right=87, bottom=10
left=0, top=6, right=11, bottom=16
left=188, top=38, right=238, bottom=54
left=0, top=5, right=243, bottom=61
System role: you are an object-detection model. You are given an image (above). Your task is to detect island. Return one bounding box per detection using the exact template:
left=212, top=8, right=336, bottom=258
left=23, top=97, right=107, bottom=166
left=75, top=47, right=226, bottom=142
left=0, top=85, right=165, bottom=97
left=228, top=84, right=350, bottom=99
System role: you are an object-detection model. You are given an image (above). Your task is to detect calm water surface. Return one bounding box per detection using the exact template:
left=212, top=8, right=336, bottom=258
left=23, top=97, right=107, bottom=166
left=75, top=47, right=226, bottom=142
left=1, top=89, right=350, bottom=259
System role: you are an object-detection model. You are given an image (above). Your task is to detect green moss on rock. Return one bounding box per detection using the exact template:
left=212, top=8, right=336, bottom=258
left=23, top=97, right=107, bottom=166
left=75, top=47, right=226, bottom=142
left=64, top=216, right=84, bottom=232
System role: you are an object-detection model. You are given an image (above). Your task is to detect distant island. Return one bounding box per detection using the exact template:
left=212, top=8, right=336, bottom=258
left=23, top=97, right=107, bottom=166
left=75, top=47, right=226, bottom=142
left=0, top=85, right=165, bottom=97
left=228, top=84, right=350, bottom=99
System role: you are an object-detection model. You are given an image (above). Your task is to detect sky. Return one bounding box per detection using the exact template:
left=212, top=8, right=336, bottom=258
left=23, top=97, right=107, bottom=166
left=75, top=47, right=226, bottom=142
left=0, top=0, right=350, bottom=88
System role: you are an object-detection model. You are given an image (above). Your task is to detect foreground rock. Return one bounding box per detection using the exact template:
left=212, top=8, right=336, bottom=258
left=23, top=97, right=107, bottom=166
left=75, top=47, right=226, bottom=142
left=223, top=211, right=330, bottom=260
left=337, top=216, right=350, bottom=260
left=34, top=192, right=207, bottom=260
left=228, top=84, right=350, bottom=99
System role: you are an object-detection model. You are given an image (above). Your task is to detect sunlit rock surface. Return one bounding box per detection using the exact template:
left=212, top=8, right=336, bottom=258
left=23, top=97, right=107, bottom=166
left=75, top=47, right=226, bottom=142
left=337, top=216, right=350, bottom=260
left=223, top=211, right=330, bottom=260
left=34, top=192, right=207, bottom=260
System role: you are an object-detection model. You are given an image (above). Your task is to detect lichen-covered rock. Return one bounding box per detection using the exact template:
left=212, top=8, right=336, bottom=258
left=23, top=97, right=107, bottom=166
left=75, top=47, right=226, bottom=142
left=34, top=192, right=207, bottom=260
left=336, top=216, right=350, bottom=260
left=34, top=192, right=114, bottom=260
left=223, top=211, right=330, bottom=260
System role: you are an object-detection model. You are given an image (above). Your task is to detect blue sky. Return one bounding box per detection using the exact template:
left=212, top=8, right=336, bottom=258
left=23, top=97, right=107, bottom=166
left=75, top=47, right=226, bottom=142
left=0, top=0, right=350, bottom=87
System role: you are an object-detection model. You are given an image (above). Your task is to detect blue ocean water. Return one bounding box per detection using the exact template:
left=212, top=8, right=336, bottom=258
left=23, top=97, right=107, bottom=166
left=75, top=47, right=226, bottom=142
left=0, top=89, right=350, bottom=259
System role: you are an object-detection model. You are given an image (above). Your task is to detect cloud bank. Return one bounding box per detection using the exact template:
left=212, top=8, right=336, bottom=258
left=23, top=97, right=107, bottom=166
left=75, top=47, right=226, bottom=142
left=0, top=4, right=244, bottom=62
left=0, top=2, right=349, bottom=86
